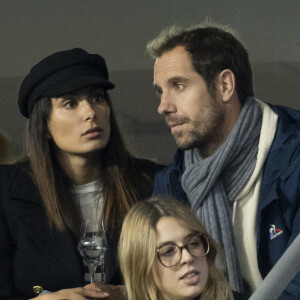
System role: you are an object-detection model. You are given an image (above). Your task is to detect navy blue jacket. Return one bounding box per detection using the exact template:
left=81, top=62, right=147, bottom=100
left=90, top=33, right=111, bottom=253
left=153, top=104, right=300, bottom=299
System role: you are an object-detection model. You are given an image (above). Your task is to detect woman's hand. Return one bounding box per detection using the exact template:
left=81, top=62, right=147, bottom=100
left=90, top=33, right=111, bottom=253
left=85, top=283, right=127, bottom=300
left=29, top=285, right=109, bottom=299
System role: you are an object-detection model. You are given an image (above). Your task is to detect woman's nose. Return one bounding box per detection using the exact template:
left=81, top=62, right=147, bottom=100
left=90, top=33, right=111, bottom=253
left=82, top=101, right=96, bottom=121
left=180, top=247, right=194, bottom=265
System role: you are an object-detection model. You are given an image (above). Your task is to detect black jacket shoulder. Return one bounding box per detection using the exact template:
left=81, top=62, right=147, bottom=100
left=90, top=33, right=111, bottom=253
left=131, top=156, right=164, bottom=176
left=129, top=156, right=164, bottom=200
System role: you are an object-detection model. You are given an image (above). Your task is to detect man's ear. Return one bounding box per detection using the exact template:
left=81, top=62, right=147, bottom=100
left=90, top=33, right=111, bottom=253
left=216, top=69, right=236, bottom=103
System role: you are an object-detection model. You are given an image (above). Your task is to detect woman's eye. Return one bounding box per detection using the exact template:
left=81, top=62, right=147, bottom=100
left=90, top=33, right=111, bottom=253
left=92, top=95, right=105, bottom=103
left=188, top=241, right=201, bottom=249
left=160, top=246, right=176, bottom=257
left=187, top=237, right=202, bottom=249
left=63, top=100, right=76, bottom=108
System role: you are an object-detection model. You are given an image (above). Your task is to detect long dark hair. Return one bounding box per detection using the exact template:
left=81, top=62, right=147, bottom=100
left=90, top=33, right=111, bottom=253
left=26, top=92, right=139, bottom=240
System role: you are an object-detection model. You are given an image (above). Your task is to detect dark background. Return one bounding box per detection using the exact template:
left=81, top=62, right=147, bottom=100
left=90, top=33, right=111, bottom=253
left=0, top=0, right=299, bottom=163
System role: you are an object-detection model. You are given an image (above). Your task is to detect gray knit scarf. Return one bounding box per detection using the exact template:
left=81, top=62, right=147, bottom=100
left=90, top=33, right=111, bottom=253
left=181, top=98, right=262, bottom=293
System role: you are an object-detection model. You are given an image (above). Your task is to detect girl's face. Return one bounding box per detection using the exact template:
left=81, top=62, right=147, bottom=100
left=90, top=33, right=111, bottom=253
left=152, top=217, right=209, bottom=300
left=48, top=86, right=111, bottom=160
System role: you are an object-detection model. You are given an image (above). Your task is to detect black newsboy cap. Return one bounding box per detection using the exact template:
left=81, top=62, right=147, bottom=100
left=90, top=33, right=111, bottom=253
left=18, top=48, right=115, bottom=118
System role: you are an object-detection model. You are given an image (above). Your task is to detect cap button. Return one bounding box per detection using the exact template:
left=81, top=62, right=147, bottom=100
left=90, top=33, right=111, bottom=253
left=33, top=285, right=43, bottom=294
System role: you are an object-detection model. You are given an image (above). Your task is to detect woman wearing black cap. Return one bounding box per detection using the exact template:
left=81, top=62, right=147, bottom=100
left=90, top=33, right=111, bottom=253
left=0, top=48, right=162, bottom=299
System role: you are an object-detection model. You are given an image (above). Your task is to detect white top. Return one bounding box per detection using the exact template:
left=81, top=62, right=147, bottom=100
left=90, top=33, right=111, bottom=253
left=72, top=179, right=103, bottom=221
left=72, top=180, right=105, bottom=283
left=233, top=99, right=278, bottom=292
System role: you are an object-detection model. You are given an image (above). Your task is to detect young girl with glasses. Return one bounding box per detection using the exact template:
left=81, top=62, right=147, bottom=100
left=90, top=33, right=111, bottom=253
left=119, top=197, right=244, bottom=300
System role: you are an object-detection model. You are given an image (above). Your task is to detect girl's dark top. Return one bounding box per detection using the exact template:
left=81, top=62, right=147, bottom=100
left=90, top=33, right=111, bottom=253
left=0, top=158, right=162, bottom=300
left=233, top=290, right=248, bottom=300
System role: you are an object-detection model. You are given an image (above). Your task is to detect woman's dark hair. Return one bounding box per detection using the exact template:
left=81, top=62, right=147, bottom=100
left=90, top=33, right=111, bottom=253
left=26, top=92, right=139, bottom=239
left=147, top=25, right=254, bottom=105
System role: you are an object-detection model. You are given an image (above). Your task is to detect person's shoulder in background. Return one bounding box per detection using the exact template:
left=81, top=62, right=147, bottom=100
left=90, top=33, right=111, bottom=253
left=0, top=132, right=12, bottom=164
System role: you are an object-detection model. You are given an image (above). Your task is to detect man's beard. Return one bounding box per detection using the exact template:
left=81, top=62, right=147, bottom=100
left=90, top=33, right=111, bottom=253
left=170, top=111, right=225, bottom=157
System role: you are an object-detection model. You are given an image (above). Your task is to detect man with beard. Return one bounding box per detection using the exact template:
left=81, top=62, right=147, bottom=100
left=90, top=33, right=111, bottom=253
left=147, top=23, right=300, bottom=300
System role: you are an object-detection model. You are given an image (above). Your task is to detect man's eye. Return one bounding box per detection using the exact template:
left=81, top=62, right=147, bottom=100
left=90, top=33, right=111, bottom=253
left=154, top=89, right=162, bottom=98
left=174, top=83, right=183, bottom=90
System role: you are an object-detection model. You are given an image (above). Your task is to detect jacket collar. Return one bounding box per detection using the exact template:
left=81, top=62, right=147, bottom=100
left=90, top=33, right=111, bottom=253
left=259, top=104, right=300, bottom=210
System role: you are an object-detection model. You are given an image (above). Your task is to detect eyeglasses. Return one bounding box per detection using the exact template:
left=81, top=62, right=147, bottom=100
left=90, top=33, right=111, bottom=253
left=156, top=232, right=210, bottom=268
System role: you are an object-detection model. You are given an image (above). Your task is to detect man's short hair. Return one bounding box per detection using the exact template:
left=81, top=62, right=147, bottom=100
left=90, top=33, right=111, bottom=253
left=146, top=22, right=254, bottom=105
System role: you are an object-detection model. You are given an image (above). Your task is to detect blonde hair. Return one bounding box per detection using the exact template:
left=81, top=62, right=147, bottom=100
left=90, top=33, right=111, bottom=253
left=119, top=197, right=234, bottom=300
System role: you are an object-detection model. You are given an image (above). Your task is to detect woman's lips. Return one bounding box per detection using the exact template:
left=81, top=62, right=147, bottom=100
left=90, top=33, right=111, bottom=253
left=180, top=271, right=200, bottom=285
left=85, top=131, right=101, bottom=139
left=83, top=127, right=102, bottom=138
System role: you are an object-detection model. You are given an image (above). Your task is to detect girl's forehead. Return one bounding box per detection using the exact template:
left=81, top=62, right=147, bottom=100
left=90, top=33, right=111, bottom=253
left=155, top=216, right=194, bottom=247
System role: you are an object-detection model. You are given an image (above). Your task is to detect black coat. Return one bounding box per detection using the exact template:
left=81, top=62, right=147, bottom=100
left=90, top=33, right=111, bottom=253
left=0, top=159, right=162, bottom=299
